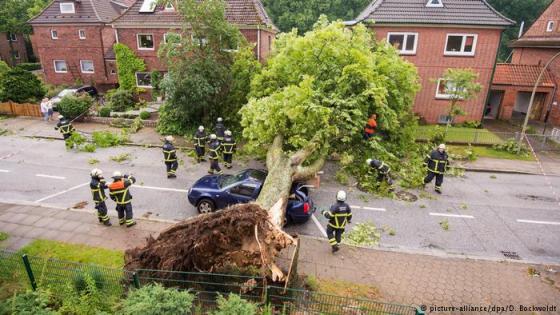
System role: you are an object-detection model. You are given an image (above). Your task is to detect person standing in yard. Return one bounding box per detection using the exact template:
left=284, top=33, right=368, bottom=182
left=162, top=136, right=178, bottom=178
left=321, top=191, right=352, bottom=253
left=47, top=100, right=54, bottom=121
left=89, top=169, right=111, bottom=226
left=108, top=171, right=137, bottom=227
left=424, top=144, right=449, bottom=194
left=40, top=98, right=50, bottom=122
left=194, top=126, right=207, bottom=163
left=221, top=130, right=236, bottom=169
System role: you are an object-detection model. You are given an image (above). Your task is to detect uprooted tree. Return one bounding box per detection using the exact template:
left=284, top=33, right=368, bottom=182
left=125, top=16, right=419, bottom=281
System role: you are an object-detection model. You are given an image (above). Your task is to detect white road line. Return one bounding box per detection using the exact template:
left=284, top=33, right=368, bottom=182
left=34, top=182, right=89, bottom=203
left=36, top=174, right=66, bottom=180
left=517, top=219, right=560, bottom=226
left=0, top=169, right=10, bottom=173
left=134, top=185, right=189, bottom=193
left=311, top=214, right=328, bottom=238
left=361, top=206, right=386, bottom=212
left=429, top=212, right=475, bottom=219
left=350, top=204, right=362, bottom=209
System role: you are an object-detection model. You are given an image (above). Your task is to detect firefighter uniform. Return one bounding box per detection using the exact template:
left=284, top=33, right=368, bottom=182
left=368, top=159, right=393, bottom=186
left=90, top=175, right=111, bottom=226
left=54, top=117, right=75, bottom=140
left=163, top=140, right=178, bottom=178
left=221, top=134, right=236, bottom=169
left=424, top=149, right=449, bottom=193
left=215, top=121, right=225, bottom=142
left=108, top=174, right=136, bottom=227
left=322, top=201, right=352, bottom=252
left=208, top=139, right=223, bottom=175
left=194, top=130, right=208, bottom=162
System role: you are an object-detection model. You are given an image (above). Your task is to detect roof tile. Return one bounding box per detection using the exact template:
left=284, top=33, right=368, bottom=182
left=493, top=64, right=555, bottom=88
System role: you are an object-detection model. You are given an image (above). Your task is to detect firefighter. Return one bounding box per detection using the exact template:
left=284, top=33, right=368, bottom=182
left=162, top=136, right=178, bottom=178
left=366, top=158, right=394, bottom=187
left=321, top=191, right=352, bottom=253
left=54, top=115, right=75, bottom=140
left=89, top=169, right=111, bottom=226
left=424, top=144, right=449, bottom=194
left=194, top=126, right=207, bottom=162
left=215, top=117, right=225, bottom=142
left=221, top=130, right=236, bottom=169
left=363, top=114, right=377, bottom=140
left=108, top=171, right=137, bottom=227
left=207, top=134, right=223, bottom=175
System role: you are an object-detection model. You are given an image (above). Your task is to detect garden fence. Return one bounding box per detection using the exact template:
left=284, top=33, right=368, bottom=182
left=0, top=250, right=422, bottom=315
left=0, top=101, right=42, bottom=117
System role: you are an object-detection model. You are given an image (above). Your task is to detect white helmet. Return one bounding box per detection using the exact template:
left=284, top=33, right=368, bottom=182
left=90, top=168, right=102, bottom=177
left=336, top=190, right=347, bottom=202
left=438, top=144, right=446, bottom=151
left=210, top=134, right=217, bottom=140
left=58, top=115, right=64, bottom=119
left=217, top=117, right=223, bottom=122
left=165, top=135, right=174, bottom=142
left=366, top=159, right=372, bottom=165
left=112, top=171, right=122, bottom=179
left=225, top=130, right=232, bottom=136
left=198, top=126, right=204, bottom=132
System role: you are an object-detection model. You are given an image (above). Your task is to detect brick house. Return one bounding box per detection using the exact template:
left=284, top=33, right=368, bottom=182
left=351, top=0, right=514, bottom=124
left=489, top=0, right=560, bottom=126
left=0, top=32, right=29, bottom=66
left=29, top=0, right=276, bottom=91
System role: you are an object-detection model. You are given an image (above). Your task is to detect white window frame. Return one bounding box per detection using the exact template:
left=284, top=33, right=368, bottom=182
left=53, top=60, right=68, bottom=73
left=137, top=34, right=155, bottom=50
left=191, top=34, right=208, bottom=47
left=435, top=79, right=465, bottom=100
left=7, top=33, right=17, bottom=41
left=80, top=60, right=94, bottom=73
left=51, top=30, right=58, bottom=39
left=163, top=32, right=181, bottom=44
left=546, top=21, right=555, bottom=32
left=59, top=2, right=75, bottom=14
left=444, top=33, right=477, bottom=56
left=135, top=72, right=152, bottom=88
left=387, top=32, right=418, bottom=55
left=78, top=29, right=86, bottom=39
left=164, top=2, right=175, bottom=11
left=426, top=0, right=443, bottom=7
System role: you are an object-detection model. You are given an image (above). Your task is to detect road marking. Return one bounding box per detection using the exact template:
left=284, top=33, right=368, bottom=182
left=429, top=213, right=475, bottom=219
left=361, top=206, right=386, bottom=212
left=311, top=214, right=328, bottom=238
left=134, top=185, right=189, bottom=193
left=34, top=182, right=89, bottom=203
left=36, top=174, right=66, bottom=180
left=0, top=169, right=10, bottom=173
left=517, top=219, right=560, bottom=226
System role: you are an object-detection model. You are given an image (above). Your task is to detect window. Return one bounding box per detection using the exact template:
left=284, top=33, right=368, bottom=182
left=135, top=72, right=152, bottom=88
left=387, top=32, right=418, bottom=55
left=547, top=21, right=555, bottom=32
left=192, top=35, right=208, bottom=47
left=229, top=184, right=256, bottom=197
left=13, top=51, right=20, bottom=59
left=53, top=60, right=68, bottom=73
left=80, top=60, right=94, bottom=73
left=164, top=2, right=175, bottom=11
left=137, top=34, right=154, bottom=50
left=59, top=2, right=75, bottom=14
left=79, top=29, right=86, bottom=39
left=51, top=30, right=58, bottom=39
left=6, top=33, right=17, bottom=41
left=426, top=0, right=443, bottom=7
left=444, top=34, right=477, bottom=56
left=163, top=32, right=181, bottom=44
left=435, top=79, right=465, bottom=99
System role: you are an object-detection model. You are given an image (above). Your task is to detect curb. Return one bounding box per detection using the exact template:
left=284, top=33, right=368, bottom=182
left=21, top=135, right=195, bottom=150
left=463, top=167, right=542, bottom=176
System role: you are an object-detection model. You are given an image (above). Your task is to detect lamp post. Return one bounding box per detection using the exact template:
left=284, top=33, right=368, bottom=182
left=519, top=51, right=560, bottom=144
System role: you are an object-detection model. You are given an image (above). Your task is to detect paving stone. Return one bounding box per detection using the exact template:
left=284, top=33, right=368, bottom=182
left=33, top=217, right=56, bottom=228
left=0, top=222, right=20, bottom=234
left=20, top=215, right=42, bottom=225
left=44, top=218, right=67, bottom=230
left=59, top=221, right=82, bottom=232
left=1, top=213, right=27, bottom=224
left=10, top=225, right=34, bottom=237
left=23, top=227, right=49, bottom=239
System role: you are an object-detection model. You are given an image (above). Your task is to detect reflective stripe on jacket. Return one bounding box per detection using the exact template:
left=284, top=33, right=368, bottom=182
left=221, top=137, right=236, bottom=154
left=323, top=202, right=352, bottom=229
left=208, top=141, right=220, bottom=160
left=55, top=120, right=74, bottom=135
left=194, top=131, right=207, bottom=147
left=425, top=150, right=449, bottom=174
left=90, top=178, right=107, bottom=203
left=162, top=142, right=177, bottom=162
left=108, top=176, right=136, bottom=204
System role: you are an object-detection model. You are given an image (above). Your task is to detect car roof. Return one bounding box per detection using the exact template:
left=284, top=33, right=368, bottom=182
left=239, top=169, right=267, bottom=183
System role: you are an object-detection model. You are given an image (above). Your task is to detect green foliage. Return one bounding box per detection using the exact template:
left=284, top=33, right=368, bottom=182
left=343, top=222, right=381, bottom=246
left=429, top=126, right=446, bottom=144
left=99, top=107, right=111, bottom=117
left=150, top=71, right=162, bottom=95
left=139, top=111, right=151, bottom=120
left=56, top=94, right=93, bottom=119
left=226, top=46, right=262, bottom=125
left=439, top=219, right=449, bottom=231
left=106, top=89, right=136, bottom=112
left=118, top=284, right=195, bottom=315
left=82, top=143, right=97, bottom=153
left=44, top=84, right=68, bottom=98
left=58, top=275, right=112, bottom=315
left=0, top=231, right=8, bottom=241
left=128, top=117, right=144, bottom=133
left=88, top=158, right=99, bottom=165
left=0, top=68, right=45, bottom=103
left=0, top=61, right=9, bottom=79
left=110, top=153, right=131, bottom=163
left=27, top=0, right=50, bottom=19
left=114, top=43, right=145, bottom=91
left=73, top=271, right=105, bottom=293
left=15, top=63, right=42, bottom=71
left=438, top=68, right=482, bottom=126
left=65, top=132, right=87, bottom=151
left=92, top=130, right=128, bottom=148
left=461, top=120, right=482, bottom=129
left=1, top=290, right=55, bottom=315
left=213, top=294, right=257, bottom=315
left=493, top=138, right=529, bottom=155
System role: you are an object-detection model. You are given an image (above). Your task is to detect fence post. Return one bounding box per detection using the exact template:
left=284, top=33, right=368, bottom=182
left=132, top=272, right=140, bottom=289
left=22, top=254, right=37, bottom=291
left=264, top=285, right=270, bottom=306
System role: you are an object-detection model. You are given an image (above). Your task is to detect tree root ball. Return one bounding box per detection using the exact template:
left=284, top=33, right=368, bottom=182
left=124, top=203, right=294, bottom=277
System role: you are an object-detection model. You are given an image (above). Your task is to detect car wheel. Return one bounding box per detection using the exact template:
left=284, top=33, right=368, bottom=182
left=197, top=199, right=215, bottom=214
left=283, top=215, right=293, bottom=227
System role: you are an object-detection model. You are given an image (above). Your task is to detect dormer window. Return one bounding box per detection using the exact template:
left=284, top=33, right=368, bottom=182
left=164, top=2, right=175, bottom=11
left=547, top=21, right=555, bottom=32
left=60, top=2, right=75, bottom=14
left=426, top=0, right=443, bottom=7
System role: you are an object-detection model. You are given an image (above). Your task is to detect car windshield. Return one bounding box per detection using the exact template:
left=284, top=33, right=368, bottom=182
left=58, top=89, right=77, bottom=97
left=217, top=170, right=266, bottom=188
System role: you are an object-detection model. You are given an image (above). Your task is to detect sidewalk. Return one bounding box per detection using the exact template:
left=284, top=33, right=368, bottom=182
left=1, top=203, right=558, bottom=309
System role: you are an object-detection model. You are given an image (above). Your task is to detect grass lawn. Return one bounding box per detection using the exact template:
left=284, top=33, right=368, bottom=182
left=305, top=276, right=381, bottom=300
left=448, top=145, right=535, bottom=161
left=416, top=125, right=506, bottom=145
left=18, top=239, right=124, bottom=268
left=0, top=232, right=8, bottom=242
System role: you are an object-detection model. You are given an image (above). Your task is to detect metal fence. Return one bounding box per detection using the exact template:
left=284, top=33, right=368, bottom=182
left=0, top=250, right=422, bottom=314
left=415, top=128, right=513, bottom=145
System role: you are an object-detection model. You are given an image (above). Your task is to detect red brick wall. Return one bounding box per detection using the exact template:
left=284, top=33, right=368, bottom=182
left=373, top=26, right=502, bottom=123
left=31, top=25, right=114, bottom=86
left=0, top=32, right=29, bottom=66
left=114, top=28, right=171, bottom=74
left=240, top=28, right=275, bottom=62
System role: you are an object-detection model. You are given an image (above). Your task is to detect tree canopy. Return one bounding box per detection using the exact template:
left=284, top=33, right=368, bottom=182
left=0, top=68, right=45, bottom=103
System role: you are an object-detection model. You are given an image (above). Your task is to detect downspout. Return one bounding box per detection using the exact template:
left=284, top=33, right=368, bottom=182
left=257, top=25, right=261, bottom=62
left=99, top=26, right=109, bottom=82
left=114, top=26, right=119, bottom=43
left=481, top=30, right=504, bottom=126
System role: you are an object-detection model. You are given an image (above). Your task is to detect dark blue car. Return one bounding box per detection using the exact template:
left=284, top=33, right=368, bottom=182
left=187, top=169, right=315, bottom=224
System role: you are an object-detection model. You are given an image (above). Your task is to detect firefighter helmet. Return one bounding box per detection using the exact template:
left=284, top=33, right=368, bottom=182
left=438, top=144, right=446, bottom=151
left=336, top=190, right=347, bottom=202
left=198, top=125, right=204, bottom=132
left=210, top=134, right=217, bottom=140
left=366, top=158, right=372, bottom=165
left=165, top=135, right=174, bottom=142
left=217, top=117, right=223, bottom=122
left=90, top=169, right=102, bottom=177
left=225, top=130, right=232, bottom=136
left=112, top=171, right=122, bottom=179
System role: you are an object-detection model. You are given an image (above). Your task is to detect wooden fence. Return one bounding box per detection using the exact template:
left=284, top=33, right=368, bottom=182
left=0, top=101, right=42, bottom=117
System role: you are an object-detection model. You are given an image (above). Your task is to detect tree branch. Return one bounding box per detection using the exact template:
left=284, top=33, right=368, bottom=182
left=266, top=134, right=284, bottom=169
left=289, top=133, right=323, bottom=166
left=292, top=155, right=327, bottom=182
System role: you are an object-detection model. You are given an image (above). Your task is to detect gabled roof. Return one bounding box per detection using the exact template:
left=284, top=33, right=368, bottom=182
left=355, top=0, right=514, bottom=27
left=112, top=0, right=277, bottom=31
left=493, top=64, right=555, bottom=88
left=29, top=0, right=128, bottom=24
left=511, top=0, right=560, bottom=48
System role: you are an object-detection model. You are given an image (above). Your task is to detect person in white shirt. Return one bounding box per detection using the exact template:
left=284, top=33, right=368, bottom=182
left=40, top=98, right=50, bottom=122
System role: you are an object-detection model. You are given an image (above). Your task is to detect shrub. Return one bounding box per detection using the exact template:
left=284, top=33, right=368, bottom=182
left=139, top=111, right=150, bottom=120
left=493, top=138, right=529, bottom=155
left=117, top=284, right=195, bottom=315
left=99, top=107, right=111, bottom=117
left=461, top=120, right=482, bottom=129
left=114, top=43, right=145, bottom=91
left=58, top=275, right=113, bottom=315
left=213, top=294, right=257, bottom=315
left=107, top=89, right=136, bottom=112
left=73, top=270, right=105, bottom=293
left=0, top=68, right=45, bottom=103
left=16, top=63, right=42, bottom=71
left=66, top=132, right=87, bottom=150
left=128, top=117, right=144, bottom=133
left=45, top=84, right=68, bottom=98
left=83, top=143, right=97, bottom=153
left=1, top=290, right=55, bottom=315
left=57, top=94, right=94, bottom=119
left=92, top=130, right=128, bottom=148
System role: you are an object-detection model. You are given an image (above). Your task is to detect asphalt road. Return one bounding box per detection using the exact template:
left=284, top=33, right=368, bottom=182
left=1, top=136, right=559, bottom=264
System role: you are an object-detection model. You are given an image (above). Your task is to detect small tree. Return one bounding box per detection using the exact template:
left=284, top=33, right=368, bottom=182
left=114, top=43, right=145, bottom=91
left=118, top=284, right=195, bottom=315
left=57, top=94, right=93, bottom=119
left=213, top=294, right=257, bottom=315
left=438, top=68, right=482, bottom=128
left=0, top=68, right=45, bottom=103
